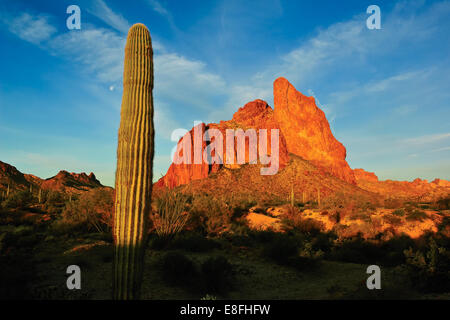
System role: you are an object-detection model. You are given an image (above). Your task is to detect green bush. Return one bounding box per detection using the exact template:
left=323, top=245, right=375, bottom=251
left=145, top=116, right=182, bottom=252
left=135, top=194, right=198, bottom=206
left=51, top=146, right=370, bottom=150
left=262, top=234, right=299, bottom=265
left=169, top=232, right=220, bottom=252
left=189, top=195, right=231, bottom=236
left=43, top=191, right=66, bottom=214
left=406, top=209, right=427, bottom=222
left=201, top=256, right=234, bottom=294
left=160, top=252, right=200, bottom=289
left=435, top=197, right=450, bottom=210
left=392, top=209, right=405, bottom=216
left=51, top=188, right=113, bottom=235
left=383, top=214, right=402, bottom=226
left=2, top=190, right=33, bottom=209
left=0, top=251, right=36, bottom=299
left=404, top=237, right=450, bottom=293
left=328, top=238, right=386, bottom=265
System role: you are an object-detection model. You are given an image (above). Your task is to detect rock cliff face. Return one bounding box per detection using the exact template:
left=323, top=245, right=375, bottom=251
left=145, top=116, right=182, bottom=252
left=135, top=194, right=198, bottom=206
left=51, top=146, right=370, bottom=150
left=273, top=77, right=356, bottom=185
left=353, top=168, right=379, bottom=182
left=156, top=99, right=289, bottom=188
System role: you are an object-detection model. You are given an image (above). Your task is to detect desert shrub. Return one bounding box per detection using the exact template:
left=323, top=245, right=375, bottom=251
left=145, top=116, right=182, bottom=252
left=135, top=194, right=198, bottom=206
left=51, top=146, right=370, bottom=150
left=42, top=191, right=66, bottom=214
left=0, top=210, right=36, bottom=226
left=384, top=198, right=404, bottom=209
left=328, top=238, right=385, bottom=265
left=262, top=233, right=300, bottom=265
left=169, top=232, right=220, bottom=252
left=392, top=209, right=405, bottom=216
left=227, top=233, right=253, bottom=247
left=201, top=256, right=234, bottom=294
left=437, top=216, right=450, bottom=235
left=406, top=209, right=427, bottom=222
left=404, top=237, right=450, bottom=293
left=329, top=211, right=341, bottom=224
left=334, top=222, right=377, bottom=239
left=282, top=207, right=324, bottom=235
left=160, top=251, right=200, bottom=289
left=2, top=190, right=33, bottom=209
left=51, top=188, right=113, bottom=235
left=147, top=233, right=170, bottom=250
left=201, top=294, right=217, bottom=300
left=189, top=195, right=231, bottom=236
left=310, top=232, right=336, bottom=253
left=348, top=211, right=372, bottom=222
left=357, top=201, right=377, bottom=213
left=0, top=251, right=36, bottom=299
left=228, top=197, right=259, bottom=221
left=250, top=229, right=279, bottom=244
left=231, top=206, right=247, bottom=220
left=383, top=214, right=402, bottom=226
left=153, top=190, right=189, bottom=238
left=260, top=231, right=322, bottom=271
left=435, top=197, right=450, bottom=210
left=0, top=226, right=42, bottom=252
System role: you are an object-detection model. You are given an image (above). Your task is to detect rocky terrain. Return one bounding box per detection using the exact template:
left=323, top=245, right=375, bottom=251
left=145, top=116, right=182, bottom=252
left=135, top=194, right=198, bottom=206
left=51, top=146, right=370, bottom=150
left=0, top=77, right=449, bottom=300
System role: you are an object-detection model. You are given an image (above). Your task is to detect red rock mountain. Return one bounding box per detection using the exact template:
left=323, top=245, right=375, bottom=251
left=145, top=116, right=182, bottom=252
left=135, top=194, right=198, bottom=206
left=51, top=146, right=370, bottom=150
left=0, top=160, right=103, bottom=194
left=41, top=170, right=103, bottom=193
left=273, top=77, right=355, bottom=184
left=156, top=99, right=290, bottom=188
left=353, top=168, right=450, bottom=201
left=0, top=161, right=31, bottom=189
left=157, top=77, right=355, bottom=188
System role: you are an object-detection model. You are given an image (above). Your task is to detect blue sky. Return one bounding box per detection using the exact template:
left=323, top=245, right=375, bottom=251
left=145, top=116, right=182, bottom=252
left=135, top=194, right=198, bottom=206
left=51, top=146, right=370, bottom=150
left=0, top=0, right=449, bottom=187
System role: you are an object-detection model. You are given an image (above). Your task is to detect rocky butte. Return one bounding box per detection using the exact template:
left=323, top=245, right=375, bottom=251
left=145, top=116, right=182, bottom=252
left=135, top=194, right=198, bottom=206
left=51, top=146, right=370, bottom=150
left=156, top=77, right=355, bottom=187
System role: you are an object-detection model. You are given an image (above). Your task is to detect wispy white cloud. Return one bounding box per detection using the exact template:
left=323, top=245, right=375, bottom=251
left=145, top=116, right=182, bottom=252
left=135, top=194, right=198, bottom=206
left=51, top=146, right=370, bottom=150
left=49, top=27, right=125, bottom=85
left=145, top=0, right=177, bottom=31
left=404, top=133, right=450, bottom=145
left=1, top=12, right=56, bottom=45
left=431, top=146, right=450, bottom=152
left=87, top=0, right=130, bottom=34
left=154, top=53, right=226, bottom=111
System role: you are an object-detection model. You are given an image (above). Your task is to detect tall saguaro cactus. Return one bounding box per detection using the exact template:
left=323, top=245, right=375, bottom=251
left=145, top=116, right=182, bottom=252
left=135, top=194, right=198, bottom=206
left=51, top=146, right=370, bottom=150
left=113, top=23, right=154, bottom=300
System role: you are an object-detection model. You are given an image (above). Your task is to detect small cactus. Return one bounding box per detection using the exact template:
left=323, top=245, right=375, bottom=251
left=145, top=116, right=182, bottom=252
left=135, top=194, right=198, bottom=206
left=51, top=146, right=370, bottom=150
left=113, top=23, right=154, bottom=300
left=290, top=182, right=294, bottom=207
